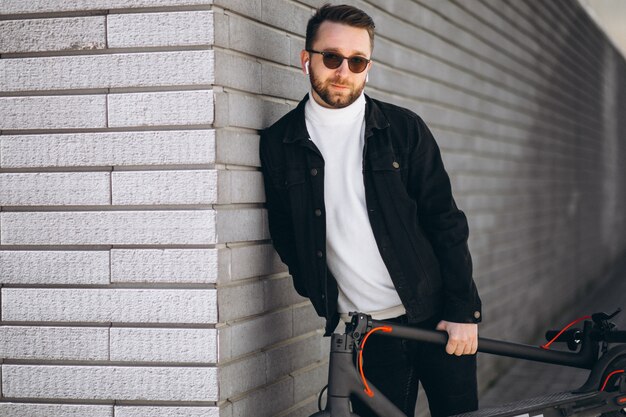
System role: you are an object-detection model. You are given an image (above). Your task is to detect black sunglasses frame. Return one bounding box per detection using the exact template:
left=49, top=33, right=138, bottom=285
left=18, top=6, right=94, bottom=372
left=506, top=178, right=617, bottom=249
left=306, top=49, right=371, bottom=73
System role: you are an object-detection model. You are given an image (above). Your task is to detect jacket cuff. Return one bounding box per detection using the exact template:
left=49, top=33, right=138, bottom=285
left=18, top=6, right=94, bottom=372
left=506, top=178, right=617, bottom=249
left=442, top=297, right=482, bottom=324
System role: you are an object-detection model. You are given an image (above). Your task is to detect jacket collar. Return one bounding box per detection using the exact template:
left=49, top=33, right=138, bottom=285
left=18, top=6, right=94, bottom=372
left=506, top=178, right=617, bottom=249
left=282, top=93, right=390, bottom=144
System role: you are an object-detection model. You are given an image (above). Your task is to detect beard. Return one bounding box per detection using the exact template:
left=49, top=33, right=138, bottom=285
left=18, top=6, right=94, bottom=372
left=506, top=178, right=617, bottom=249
left=310, top=69, right=365, bottom=109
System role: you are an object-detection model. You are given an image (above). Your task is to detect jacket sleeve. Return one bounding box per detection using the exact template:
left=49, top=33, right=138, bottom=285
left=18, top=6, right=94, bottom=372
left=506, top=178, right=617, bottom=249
left=259, top=132, right=307, bottom=297
left=408, top=118, right=481, bottom=323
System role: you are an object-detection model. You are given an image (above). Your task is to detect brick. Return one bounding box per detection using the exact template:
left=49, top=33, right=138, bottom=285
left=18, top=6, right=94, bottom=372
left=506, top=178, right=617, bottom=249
left=110, top=328, right=217, bottom=363
left=0, top=326, right=108, bottom=361
left=226, top=13, right=290, bottom=64
left=1, top=365, right=218, bottom=401
left=294, top=0, right=325, bottom=8
left=229, top=309, right=292, bottom=357
left=261, top=63, right=308, bottom=101
left=111, top=249, right=218, bottom=283
left=216, top=208, right=268, bottom=243
left=0, top=172, right=110, bottom=206
left=0, top=17, right=105, bottom=53
left=1, top=288, right=217, bottom=324
left=219, top=353, right=266, bottom=399
left=213, top=0, right=261, bottom=19
left=0, top=0, right=213, bottom=14
left=214, top=91, right=291, bottom=130
left=0, top=403, right=113, bottom=417
left=108, top=90, right=213, bottom=128
left=218, top=170, right=264, bottom=204
left=277, top=400, right=319, bottom=417
left=229, top=243, right=286, bottom=282
left=0, top=130, right=215, bottom=168
left=1, top=51, right=214, bottom=93
left=115, top=406, right=219, bottom=417
left=213, top=9, right=229, bottom=48
left=112, top=170, right=217, bottom=205
left=0, top=250, right=109, bottom=285
left=260, top=0, right=309, bottom=35
left=289, top=36, right=305, bottom=68
left=0, top=95, right=106, bottom=130
left=264, top=276, right=306, bottom=312
left=215, top=130, right=260, bottom=167
left=265, top=334, right=323, bottom=381
left=214, top=50, right=261, bottom=93
left=107, top=11, right=213, bottom=48
left=230, top=377, right=293, bottom=417
left=292, top=361, right=327, bottom=404
left=292, top=304, right=324, bottom=337
left=217, top=324, right=232, bottom=362
left=217, top=280, right=264, bottom=322
left=0, top=210, right=216, bottom=245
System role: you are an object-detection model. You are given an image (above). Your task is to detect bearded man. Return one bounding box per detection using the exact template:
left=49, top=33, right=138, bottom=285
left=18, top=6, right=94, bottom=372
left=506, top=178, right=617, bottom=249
left=259, top=4, right=482, bottom=416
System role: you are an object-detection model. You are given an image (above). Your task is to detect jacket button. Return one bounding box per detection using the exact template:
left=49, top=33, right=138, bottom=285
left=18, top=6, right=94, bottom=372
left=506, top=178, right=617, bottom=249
left=473, top=311, right=481, bottom=320
left=314, top=208, right=322, bottom=216
left=310, top=168, right=318, bottom=176
left=321, top=294, right=325, bottom=299
left=392, top=161, right=400, bottom=169
left=316, top=250, right=323, bottom=258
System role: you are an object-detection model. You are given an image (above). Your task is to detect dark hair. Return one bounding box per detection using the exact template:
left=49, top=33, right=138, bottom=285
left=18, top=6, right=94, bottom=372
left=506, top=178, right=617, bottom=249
left=305, top=3, right=375, bottom=51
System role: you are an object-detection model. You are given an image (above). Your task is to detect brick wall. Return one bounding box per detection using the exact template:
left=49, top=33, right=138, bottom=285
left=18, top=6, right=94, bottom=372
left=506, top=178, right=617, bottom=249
left=1, top=1, right=626, bottom=417
left=0, top=2, right=224, bottom=417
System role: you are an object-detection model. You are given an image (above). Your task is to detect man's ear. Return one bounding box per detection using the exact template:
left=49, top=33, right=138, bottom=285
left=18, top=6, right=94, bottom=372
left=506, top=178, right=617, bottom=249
left=300, top=50, right=310, bottom=75
left=365, top=61, right=373, bottom=82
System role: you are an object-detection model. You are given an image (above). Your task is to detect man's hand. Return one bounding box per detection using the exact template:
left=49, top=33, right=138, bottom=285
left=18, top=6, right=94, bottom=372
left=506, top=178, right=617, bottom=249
left=435, top=320, right=478, bottom=356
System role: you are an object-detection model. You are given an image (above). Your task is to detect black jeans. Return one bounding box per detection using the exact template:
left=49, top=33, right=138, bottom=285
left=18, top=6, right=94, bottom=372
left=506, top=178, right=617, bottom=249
left=351, top=315, right=478, bottom=417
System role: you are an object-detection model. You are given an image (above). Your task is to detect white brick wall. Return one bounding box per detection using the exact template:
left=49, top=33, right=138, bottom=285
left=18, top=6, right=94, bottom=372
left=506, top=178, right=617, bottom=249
left=2, top=1, right=626, bottom=417
left=0, top=4, right=224, bottom=416
left=2, top=365, right=218, bottom=401
left=0, top=17, right=106, bottom=53
left=0, top=130, right=215, bottom=168
left=0, top=51, right=214, bottom=92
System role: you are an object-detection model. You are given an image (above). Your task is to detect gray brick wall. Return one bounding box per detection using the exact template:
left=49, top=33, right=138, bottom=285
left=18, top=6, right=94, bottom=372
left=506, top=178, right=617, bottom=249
left=1, top=1, right=626, bottom=417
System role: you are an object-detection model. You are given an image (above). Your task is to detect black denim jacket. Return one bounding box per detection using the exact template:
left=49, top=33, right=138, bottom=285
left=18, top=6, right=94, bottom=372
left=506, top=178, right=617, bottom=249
left=260, top=94, right=481, bottom=335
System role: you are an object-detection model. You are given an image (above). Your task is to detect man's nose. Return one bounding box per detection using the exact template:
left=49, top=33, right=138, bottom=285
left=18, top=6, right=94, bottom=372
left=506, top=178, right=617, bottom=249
left=335, top=59, right=351, bottom=76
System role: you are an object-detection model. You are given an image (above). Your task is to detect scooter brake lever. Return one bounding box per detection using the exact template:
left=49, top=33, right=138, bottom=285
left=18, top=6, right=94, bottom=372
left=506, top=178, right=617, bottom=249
left=592, top=308, right=621, bottom=323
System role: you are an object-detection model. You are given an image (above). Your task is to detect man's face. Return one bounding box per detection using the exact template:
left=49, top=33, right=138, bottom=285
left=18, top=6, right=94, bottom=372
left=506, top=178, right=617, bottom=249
left=302, top=21, right=372, bottom=109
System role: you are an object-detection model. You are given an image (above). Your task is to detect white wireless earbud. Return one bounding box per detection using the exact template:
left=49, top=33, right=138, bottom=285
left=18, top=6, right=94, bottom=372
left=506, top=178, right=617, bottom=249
left=305, top=61, right=310, bottom=75
left=366, top=72, right=369, bottom=83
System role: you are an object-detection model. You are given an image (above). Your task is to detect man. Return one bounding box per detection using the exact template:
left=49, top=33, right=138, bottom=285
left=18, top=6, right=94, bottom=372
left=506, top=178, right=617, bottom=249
left=260, top=4, right=482, bottom=416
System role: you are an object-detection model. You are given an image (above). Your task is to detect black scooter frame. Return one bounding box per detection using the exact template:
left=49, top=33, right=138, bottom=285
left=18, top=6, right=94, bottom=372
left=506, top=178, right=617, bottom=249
left=311, top=312, right=626, bottom=417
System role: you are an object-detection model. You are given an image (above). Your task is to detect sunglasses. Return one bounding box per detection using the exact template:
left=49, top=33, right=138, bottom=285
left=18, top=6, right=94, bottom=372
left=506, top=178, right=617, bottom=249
left=306, top=49, right=371, bottom=73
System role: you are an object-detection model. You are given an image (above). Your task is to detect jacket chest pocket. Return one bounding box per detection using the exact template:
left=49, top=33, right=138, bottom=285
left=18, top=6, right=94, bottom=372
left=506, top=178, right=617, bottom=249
left=285, top=169, right=306, bottom=187
left=270, top=168, right=306, bottom=189
left=367, top=152, right=408, bottom=183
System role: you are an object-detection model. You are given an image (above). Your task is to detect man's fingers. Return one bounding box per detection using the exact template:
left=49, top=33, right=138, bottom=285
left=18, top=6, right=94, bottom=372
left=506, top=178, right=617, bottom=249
left=439, top=321, right=478, bottom=355
left=446, top=340, right=457, bottom=355
left=447, top=336, right=477, bottom=356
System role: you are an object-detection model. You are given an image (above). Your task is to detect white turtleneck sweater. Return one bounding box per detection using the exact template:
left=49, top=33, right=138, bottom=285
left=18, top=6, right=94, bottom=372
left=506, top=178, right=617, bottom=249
left=304, top=93, right=406, bottom=320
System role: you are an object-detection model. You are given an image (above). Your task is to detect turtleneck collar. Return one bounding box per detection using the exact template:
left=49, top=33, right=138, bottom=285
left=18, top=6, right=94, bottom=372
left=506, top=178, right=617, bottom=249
left=305, top=91, right=366, bottom=126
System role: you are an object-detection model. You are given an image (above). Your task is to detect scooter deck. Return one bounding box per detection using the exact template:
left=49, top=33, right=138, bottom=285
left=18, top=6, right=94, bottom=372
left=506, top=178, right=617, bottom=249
left=453, top=391, right=601, bottom=417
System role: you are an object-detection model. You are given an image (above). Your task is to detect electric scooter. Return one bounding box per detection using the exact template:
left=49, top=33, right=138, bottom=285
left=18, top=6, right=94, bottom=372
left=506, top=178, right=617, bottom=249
left=311, top=309, right=626, bottom=417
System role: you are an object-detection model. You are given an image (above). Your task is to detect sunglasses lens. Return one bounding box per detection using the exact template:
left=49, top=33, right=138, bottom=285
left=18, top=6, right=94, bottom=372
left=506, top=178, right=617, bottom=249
left=348, top=57, right=368, bottom=73
left=314, top=50, right=369, bottom=73
left=322, top=53, right=343, bottom=69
